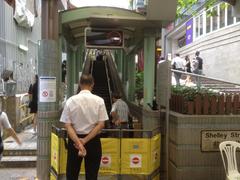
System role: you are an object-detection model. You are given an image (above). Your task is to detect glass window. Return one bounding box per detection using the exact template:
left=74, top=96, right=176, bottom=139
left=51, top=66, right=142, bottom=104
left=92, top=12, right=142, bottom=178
left=236, top=18, right=240, bottom=22
left=206, top=11, right=211, bottom=33
left=227, top=5, right=234, bottom=25
left=220, top=6, right=225, bottom=28
left=199, top=14, right=203, bottom=35
left=212, top=6, right=218, bottom=31
left=195, top=17, right=199, bottom=38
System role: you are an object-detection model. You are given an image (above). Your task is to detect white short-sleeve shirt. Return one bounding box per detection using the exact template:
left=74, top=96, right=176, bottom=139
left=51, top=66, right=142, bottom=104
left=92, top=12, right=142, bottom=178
left=111, top=99, right=129, bottom=122
left=60, top=90, right=109, bottom=134
left=0, top=112, right=11, bottom=129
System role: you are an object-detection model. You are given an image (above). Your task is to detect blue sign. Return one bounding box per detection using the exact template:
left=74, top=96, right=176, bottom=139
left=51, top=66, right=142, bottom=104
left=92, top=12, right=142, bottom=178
left=186, top=19, right=193, bottom=45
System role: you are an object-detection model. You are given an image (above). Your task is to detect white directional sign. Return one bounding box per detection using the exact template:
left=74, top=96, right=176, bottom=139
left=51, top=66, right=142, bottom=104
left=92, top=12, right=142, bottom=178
left=39, top=76, right=56, bottom=102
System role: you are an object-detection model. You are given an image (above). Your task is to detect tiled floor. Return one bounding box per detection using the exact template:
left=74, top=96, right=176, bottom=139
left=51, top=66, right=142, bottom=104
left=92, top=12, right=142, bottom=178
left=0, top=168, right=36, bottom=180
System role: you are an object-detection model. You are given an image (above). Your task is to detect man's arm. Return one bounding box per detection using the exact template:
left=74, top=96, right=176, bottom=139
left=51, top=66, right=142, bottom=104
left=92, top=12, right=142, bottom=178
left=81, top=121, right=105, bottom=145
left=7, top=128, right=21, bottom=145
left=65, top=123, right=86, bottom=155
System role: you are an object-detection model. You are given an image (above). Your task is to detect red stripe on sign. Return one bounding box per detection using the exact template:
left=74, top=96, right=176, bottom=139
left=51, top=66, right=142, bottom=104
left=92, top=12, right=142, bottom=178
left=132, top=157, right=139, bottom=164
left=102, top=157, right=109, bottom=164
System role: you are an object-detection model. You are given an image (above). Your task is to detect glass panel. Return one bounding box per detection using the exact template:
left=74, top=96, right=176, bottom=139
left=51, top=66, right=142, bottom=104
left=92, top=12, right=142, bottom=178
left=195, top=17, right=199, bottom=38
left=212, top=7, right=218, bottom=31
left=220, top=6, right=225, bottom=28
left=206, top=11, right=211, bottom=33
left=200, top=14, right=203, bottom=35
left=227, top=5, right=234, bottom=25
left=236, top=18, right=240, bottom=22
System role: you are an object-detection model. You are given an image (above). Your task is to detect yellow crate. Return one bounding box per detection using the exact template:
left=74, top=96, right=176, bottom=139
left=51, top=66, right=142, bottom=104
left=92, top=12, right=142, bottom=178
left=151, top=134, right=161, bottom=170
left=99, top=138, right=120, bottom=174
left=121, top=134, right=161, bottom=175
left=51, top=133, right=60, bottom=174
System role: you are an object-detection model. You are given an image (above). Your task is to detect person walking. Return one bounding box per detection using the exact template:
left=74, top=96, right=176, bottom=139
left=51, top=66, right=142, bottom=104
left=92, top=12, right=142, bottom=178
left=185, top=55, right=192, bottom=84
left=195, top=51, right=203, bottom=75
left=110, top=93, right=130, bottom=129
left=0, top=111, right=21, bottom=160
left=28, top=74, right=38, bottom=133
left=171, top=53, right=185, bottom=86
left=60, top=74, right=108, bottom=180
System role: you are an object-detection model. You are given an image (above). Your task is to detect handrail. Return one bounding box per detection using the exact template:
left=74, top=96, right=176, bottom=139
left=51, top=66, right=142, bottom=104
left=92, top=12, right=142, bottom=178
left=171, top=69, right=240, bottom=87
left=103, top=57, right=113, bottom=106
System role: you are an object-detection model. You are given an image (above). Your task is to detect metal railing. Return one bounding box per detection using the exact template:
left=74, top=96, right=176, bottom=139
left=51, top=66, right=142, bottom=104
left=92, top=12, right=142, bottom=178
left=171, top=69, right=240, bottom=94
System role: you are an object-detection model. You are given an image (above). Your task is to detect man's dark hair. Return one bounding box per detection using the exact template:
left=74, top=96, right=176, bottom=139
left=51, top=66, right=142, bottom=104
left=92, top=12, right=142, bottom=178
left=80, top=74, right=94, bottom=86
left=112, top=92, right=122, bottom=99
left=175, top=53, right=180, bottom=57
left=195, top=51, right=200, bottom=56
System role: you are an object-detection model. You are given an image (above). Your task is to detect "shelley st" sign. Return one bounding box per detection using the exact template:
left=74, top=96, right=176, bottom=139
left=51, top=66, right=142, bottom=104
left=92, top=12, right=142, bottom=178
left=201, top=130, right=240, bottom=152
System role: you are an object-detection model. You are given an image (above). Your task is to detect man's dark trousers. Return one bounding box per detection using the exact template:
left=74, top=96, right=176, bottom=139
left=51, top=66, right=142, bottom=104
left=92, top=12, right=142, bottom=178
left=66, top=135, right=102, bottom=180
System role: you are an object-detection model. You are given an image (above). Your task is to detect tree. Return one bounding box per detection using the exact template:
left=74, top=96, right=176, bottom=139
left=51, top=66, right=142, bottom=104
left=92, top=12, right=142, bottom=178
left=177, top=0, right=237, bottom=18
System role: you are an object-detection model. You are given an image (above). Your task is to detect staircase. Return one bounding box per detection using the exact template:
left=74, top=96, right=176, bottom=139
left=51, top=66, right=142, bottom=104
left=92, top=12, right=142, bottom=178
left=1, top=128, right=37, bottom=168
left=91, top=60, right=112, bottom=114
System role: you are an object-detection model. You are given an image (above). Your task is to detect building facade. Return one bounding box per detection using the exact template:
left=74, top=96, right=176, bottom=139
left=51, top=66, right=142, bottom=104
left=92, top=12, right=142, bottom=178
left=0, top=0, right=41, bottom=93
left=165, top=2, right=240, bottom=84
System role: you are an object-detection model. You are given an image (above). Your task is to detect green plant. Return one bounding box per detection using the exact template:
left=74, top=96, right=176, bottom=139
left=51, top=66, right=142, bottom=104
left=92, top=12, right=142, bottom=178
left=135, top=71, right=143, bottom=99
left=171, top=85, right=217, bottom=101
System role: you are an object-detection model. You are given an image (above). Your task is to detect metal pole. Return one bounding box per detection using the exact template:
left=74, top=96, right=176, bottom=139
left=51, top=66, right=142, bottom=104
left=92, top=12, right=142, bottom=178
left=165, top=61, right=171, bottom=180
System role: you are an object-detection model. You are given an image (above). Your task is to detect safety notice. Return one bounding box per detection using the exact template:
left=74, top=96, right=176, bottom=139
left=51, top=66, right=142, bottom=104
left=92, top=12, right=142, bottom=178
left=39, top=76, right=56, bottom=102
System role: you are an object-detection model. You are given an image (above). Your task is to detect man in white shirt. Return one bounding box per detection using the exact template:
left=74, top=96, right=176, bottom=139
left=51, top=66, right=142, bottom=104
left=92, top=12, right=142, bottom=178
left=171, top=53, right=185, bottom=85
left=0, top=111, right=21, bottom=160
left=60, top=74, right=109, bottom=180
left=110, top=93, right=129, bottom=129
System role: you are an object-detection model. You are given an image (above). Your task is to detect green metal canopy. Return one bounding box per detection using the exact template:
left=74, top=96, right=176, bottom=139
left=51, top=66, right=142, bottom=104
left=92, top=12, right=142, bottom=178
left=60, top=6, right=164, bottom=45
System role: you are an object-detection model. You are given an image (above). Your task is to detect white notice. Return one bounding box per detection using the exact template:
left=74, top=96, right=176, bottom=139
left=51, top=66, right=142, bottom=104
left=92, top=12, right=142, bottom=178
left=39, top=76, right=56, bottom=102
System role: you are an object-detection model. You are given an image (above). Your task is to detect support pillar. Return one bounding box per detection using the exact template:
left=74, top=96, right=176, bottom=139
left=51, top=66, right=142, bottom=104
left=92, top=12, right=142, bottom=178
left=128, top=54, right=136, bottom=102
left=38, top=1, right=60, bottom=179
left=143, top=34, right=155, bottom=108
left=37, top=40, right=60, bottom=180
left=67, top=47, right=75, bottom=97
left=122, top=54, right=129, bottom=97
left=75, top=43, right=84, bottom=82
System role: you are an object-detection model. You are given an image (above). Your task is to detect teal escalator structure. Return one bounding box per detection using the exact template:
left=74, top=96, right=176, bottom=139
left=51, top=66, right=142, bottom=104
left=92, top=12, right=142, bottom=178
left=81, top=51, right=126, bottom=128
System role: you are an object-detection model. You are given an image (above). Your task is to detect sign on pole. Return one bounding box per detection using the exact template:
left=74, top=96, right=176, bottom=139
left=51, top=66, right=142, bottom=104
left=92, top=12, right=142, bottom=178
left=39, top=76, right=56, bottom=102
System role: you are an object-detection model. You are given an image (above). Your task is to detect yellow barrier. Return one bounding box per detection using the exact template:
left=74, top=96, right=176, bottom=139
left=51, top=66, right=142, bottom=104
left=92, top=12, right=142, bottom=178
left=50, top=126, right=161, bottom=178
left=121, top=134, right=161, bottom=175
left=99, top=138, right=120, bottom=174
left=51, top=132, right=68, bottom=174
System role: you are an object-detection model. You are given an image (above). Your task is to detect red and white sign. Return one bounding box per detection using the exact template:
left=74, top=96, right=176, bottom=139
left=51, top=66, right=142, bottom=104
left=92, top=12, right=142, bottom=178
left=100, top=155, right=111, bottom=167
left=130, top=154, right=142, bottom=168
left=42, top=90, right=48, bottom=97
left=39, top=77, right=56, bottom=102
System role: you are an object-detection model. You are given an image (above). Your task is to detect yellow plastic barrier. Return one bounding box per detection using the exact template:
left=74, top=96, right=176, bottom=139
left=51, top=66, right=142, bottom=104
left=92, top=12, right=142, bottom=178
left=51, top=132, right=67, bottom=174
left=50, top=126, right=161, bottom=178
left=121, top=134, right=161, bottom=175
left=51, top=127, right=120, bottom=176
left=99, top=138, right=120, bottom=174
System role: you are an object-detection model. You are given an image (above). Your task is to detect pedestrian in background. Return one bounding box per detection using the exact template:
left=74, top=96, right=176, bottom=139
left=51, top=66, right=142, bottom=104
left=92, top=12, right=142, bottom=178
left=0, top=111, right=21, bottom=160
left=171, top=53, right=185, bottom=86
left=185, top=55, right=192, bottom=84
left=28, top=74, right=38, bottom=133
left=60, top=74, right=108, bottom=180
left=110, top=92, right=130, bottom=129
left=195, top=51, right=203, bottom=75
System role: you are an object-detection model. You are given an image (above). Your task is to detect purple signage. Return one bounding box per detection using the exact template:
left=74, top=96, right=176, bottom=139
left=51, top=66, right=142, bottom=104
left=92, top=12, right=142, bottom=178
left=186, top=19, right=193, bottom=45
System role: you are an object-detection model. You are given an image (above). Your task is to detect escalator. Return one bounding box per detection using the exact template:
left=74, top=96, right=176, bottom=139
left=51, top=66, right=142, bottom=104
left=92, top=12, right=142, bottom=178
left=91, top=60, right=112, bottom=115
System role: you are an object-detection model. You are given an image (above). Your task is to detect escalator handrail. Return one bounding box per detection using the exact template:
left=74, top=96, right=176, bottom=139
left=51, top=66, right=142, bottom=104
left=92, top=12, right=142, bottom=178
left=103, top=57, right=113, bottom=106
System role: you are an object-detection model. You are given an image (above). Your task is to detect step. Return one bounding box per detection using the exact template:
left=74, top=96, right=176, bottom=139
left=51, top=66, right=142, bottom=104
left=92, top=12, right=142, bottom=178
left=0, top=156, right=36, bottom=168
left=3, top=149, right=36, bottom=156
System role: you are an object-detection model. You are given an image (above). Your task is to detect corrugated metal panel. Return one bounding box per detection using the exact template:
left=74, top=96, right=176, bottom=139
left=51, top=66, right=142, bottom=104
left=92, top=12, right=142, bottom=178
left=1, top=1, right=41, bottom=93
